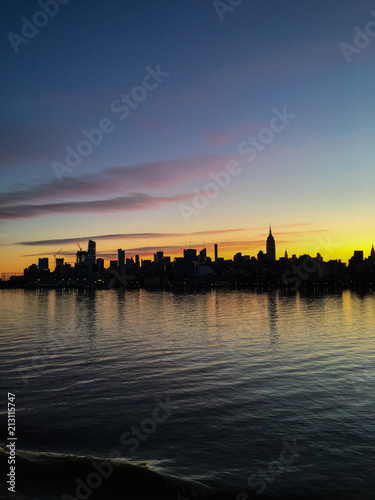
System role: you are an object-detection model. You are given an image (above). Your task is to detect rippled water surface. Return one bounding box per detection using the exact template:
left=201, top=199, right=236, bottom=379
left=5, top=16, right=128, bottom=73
left=0, top=288, right=374, bottom=498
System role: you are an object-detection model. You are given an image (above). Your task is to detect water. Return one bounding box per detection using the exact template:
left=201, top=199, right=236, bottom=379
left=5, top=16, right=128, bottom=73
left=0, top=288, right=374, bottom=498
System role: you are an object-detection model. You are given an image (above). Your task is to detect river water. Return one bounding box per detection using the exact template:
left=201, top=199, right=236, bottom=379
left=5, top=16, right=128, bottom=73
left=0, top=288, right=374, bottom=499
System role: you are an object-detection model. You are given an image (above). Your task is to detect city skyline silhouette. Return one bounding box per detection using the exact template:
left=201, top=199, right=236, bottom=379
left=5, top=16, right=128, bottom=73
left=2, top=227, right=374, bottom=288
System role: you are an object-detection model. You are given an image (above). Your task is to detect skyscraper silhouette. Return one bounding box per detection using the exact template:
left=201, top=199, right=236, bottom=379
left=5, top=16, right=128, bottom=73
left=118, top=249, right=125, bottom=269
left=266, top=226, right=276, bottom=262
left=87, top=240, right=96, bottom=269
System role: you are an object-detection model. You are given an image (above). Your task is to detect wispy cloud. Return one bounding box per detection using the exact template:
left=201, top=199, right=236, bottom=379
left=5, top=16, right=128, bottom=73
left=0, top=155, right=234, bottom=208
left=204, top=122, right=266, bottom=145
left=0, top=193, right=194, bottom=221
left=275, top=229, right=329, bottom=236
left=134, top=115, right=169, bottom=134
left=16, top=228, right=245, bottom=246
left=202, top=40, right=343, bottom=93
left=0, top=125, right=69, bottom=168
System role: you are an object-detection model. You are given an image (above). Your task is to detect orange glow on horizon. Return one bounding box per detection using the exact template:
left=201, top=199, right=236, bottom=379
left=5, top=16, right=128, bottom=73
left=1, top=232, right=374, bottom=277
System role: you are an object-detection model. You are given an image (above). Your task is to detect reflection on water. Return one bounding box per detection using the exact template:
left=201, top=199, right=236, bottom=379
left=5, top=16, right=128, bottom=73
left=267, top=293, right=279, bottom=345
left=0, top=288, right=374, bottom=498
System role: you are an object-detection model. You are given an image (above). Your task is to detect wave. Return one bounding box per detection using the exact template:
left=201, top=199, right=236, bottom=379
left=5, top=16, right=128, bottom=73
left=2, top=445, right=371, bottom=500
left=0, top=446, right=219, bottom=500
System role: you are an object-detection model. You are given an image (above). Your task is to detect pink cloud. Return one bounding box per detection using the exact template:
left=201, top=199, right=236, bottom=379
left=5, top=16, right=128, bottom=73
left=0, top=125, right=70, bottom=168
left=17, top=228, right=246, bottom=246
left=204, top=121, right=267, bottom=145
left=0, top=193, right=194, bottom=221
left=205, top=132, right=235, bottom=145
left=134, top=116, right=169, bottom=134
left=0, top=155, right=237, bottom=208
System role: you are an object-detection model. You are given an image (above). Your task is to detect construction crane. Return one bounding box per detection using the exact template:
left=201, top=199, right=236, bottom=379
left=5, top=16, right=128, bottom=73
left=52, top=248, right=63, bottom=270
left=77, top=243, right=82, bottom=251
left=53, top=248, right=63, bottom=263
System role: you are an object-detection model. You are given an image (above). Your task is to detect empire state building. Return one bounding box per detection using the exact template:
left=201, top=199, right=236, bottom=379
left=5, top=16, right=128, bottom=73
left=266, top=226, right=276, bottom=262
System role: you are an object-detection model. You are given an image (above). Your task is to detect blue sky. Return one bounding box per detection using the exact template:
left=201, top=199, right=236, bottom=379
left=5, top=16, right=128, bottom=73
left=0, top=0, right=374, bottom=271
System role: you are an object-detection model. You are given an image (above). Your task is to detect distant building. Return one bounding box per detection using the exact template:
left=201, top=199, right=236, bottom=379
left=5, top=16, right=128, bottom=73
left=118, top=249, right=125, bottom=269
left=55, top=258, right=64, bottom=268
left=96, top=258, right=104, bottom=271
left=266, top=226, right=276, bottom=262
left=154, top=251, right=164, bottom=263
left=24, top=263, right=38, bottom=279
left=38, top=258, right=49, bottom=270
left=87, top=240, right=96, bottom=269
left=126, top=257, right=135, bottom=270
left=349, top=250, right=364, bottom=271
left=183, top=249, right=197, bottom=279
left=199, top=248, right=207, bottom=265
left=351, top=250, right=363, bottom=262
left=197, top=265, right=214, bottom=278
left=214, top=244, right=218, bottom=262
left=109, top=260, right=118, bottom=269
left=184, top=249, right=197, bottom=262
left=76, top=251, right=88, bottom=265
left=234, top=252, right=242, bottom=263
left=56, top=263, right=74, bottom=281
left=369, top=245, right=375, bottom=261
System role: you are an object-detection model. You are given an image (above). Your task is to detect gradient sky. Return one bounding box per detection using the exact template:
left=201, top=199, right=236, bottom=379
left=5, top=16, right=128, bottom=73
left=1, top=0, right=374, bottom=274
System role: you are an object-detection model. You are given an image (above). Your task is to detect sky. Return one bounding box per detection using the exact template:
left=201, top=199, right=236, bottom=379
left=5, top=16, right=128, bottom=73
left=0, top=0, right=374, bottom=275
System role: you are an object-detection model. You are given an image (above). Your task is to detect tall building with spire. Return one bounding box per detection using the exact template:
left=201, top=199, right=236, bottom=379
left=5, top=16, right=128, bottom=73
left=266, top=226, right=276, bottom=262
left=370, top=244, right=375, bottom=261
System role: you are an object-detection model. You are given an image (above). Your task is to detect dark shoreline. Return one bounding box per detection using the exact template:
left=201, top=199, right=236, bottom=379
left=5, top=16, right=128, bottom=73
left=0, top=446, right=371, bottom=500
left=0, top=281, right=374, bottom=293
